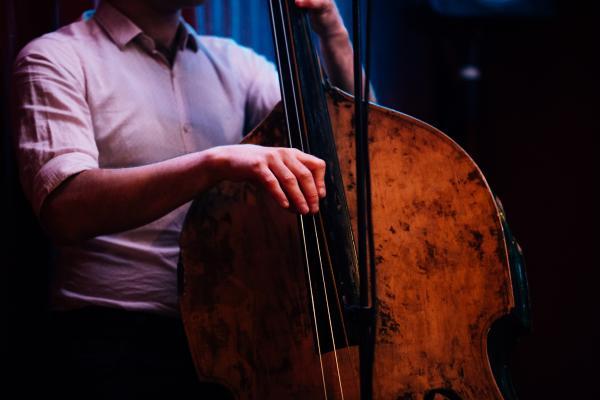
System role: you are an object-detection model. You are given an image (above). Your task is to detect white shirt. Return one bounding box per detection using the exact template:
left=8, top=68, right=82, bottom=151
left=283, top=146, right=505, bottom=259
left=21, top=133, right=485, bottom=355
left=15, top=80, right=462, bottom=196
left=13, top=1, right=281, bottom=316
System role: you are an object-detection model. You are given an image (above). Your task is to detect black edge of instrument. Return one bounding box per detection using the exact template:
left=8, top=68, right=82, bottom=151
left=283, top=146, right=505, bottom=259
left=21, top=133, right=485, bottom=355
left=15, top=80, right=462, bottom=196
left=488, top=196, right=532, bottom=400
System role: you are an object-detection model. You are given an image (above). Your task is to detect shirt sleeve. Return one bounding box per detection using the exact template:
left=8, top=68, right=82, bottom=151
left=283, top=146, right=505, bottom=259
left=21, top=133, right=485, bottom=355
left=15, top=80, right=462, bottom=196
left=238, top=46, right=281, bottom=131
left=13, top=36, right=99, bottom=217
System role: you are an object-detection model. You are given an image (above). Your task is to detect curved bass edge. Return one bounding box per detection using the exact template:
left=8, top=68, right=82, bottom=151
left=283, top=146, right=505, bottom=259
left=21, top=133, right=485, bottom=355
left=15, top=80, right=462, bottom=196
left=487, top=198, right=532, bottom=400
left=331, top=88, right=532, bottom=400
left=179, top=87, right=522, bottom=399
left=328, top=86, right=500, bottom=203
left=326, top=87, right=516, bottom=399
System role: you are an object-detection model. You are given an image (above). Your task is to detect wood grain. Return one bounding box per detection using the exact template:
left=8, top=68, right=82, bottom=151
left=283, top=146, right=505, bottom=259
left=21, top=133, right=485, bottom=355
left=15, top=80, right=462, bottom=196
left=179, top=89, right=514, bottom=399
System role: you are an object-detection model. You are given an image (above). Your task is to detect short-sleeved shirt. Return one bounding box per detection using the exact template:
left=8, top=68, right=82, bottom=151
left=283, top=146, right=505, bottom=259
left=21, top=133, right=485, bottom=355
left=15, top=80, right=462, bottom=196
left=13, top=1, right=281, bottom=316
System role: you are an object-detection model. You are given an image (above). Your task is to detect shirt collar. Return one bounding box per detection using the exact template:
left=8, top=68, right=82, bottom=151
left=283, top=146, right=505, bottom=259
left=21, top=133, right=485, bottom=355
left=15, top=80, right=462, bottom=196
left=94, top=1, right=198, bottom=53
left=175, top=22, right=199, bottom=52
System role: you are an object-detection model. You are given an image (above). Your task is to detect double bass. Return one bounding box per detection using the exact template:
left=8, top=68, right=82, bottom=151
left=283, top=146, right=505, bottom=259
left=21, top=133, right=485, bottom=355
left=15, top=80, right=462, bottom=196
left=178, top=1, right=530, bottom=398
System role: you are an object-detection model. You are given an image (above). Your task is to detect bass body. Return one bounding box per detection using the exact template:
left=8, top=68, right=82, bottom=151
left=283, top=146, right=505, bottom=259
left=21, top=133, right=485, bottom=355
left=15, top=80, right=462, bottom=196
left=178, top=86, right=515, bottom=399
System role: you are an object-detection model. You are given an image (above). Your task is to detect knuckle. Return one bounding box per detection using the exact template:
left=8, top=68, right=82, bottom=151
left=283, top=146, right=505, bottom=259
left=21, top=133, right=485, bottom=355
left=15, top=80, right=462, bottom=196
left=262, top=173, right=277, bottom=185
left=253, top=164, right=268, bottom=178
left=276, top=148, right=291, bottom=161
left=264, top=151, right=276, bottom=163
left=307, top=192, right=319, bottom=201
left=282, top=174, right=297, bottom=185
left=299, top=171, right=313, bottom=181
left=251, top=159, right=264, bottom=170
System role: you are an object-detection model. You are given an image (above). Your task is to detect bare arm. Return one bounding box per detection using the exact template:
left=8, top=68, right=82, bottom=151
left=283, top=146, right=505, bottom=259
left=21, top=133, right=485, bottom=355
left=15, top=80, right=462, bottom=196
left=297, top=0, right=376, bottom=100
left=34, top=1, right=355, bottom=245
left=42, top=145, right=326, bottom=244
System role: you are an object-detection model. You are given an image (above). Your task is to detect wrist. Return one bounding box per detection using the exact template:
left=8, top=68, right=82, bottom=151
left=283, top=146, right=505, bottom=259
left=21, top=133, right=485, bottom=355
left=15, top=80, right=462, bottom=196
left=193, top=147, right=227, bottom=191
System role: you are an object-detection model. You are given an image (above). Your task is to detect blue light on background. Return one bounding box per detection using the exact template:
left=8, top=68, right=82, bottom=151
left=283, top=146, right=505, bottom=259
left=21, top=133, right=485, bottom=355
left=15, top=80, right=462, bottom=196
left=195, top=0, right=276, bottom=62
left=428, top=0, right=554, bottom=16
left=194, top=0, right=353, bottom=64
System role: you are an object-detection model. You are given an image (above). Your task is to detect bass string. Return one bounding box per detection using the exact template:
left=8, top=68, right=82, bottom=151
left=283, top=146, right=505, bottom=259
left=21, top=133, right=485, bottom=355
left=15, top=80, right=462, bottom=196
left=278, top=0, right=349, bottom=397
left=315, top=211, right=362, bottom=389
left=272, top=0, right=348, bottom=397
left=280, top=0, right=343, bottom=399
left=309, top=213, right=346, bottom=399
left=269, top=1, right=328, bottom=398
left=287, top=4, right=358, bottom=393
left=307, top=215, right=361, bottom=396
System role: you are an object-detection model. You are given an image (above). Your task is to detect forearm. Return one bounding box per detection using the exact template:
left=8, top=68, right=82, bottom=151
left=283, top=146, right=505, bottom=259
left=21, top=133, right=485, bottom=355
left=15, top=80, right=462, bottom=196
left=40, top=150, right=216, bottom=244
left=40, top=144, right=327, bottom=245
left=307, top=2, right=353, bottom=92
left=307, top=1, right=376, bottom=100
left=319, top=29, right=355, bottom=93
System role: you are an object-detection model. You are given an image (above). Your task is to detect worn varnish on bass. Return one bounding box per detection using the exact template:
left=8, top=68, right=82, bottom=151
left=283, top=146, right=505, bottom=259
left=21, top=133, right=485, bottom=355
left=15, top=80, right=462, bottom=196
left=178, top=1, right=529, bottom=399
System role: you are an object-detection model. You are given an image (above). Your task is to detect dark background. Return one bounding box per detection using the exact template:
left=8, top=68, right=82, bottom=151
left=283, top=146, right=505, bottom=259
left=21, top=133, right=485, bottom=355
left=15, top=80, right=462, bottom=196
left=1, top=0, right=597, bottom=398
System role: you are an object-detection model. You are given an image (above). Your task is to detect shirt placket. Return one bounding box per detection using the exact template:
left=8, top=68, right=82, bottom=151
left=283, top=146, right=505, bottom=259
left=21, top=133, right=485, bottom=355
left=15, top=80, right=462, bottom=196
left=170, top=58, right=193, bottom=153
left=139, top=34, right=191, bottom=154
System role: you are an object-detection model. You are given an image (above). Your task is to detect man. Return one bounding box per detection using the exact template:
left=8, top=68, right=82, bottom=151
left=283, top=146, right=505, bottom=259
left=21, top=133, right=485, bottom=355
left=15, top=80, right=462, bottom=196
left=13, top=0, right=356, bottom=397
